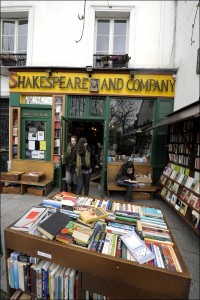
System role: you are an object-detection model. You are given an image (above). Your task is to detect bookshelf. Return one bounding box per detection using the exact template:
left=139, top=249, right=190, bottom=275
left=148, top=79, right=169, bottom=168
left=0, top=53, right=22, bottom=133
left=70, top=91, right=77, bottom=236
left=52, top=95, right=65, bottom=163
left=9, top=107, right=20, bottom=160
left=158, top=116, right=200, bottom=235
left=4, top=201, right=191, bottom=299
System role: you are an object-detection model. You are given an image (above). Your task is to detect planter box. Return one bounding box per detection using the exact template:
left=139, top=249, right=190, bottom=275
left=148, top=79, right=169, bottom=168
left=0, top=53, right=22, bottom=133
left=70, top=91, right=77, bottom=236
left=21, top=172, right=45, bottom=183
left=27, top=186, right=44, bottom=196
left=1, top=172, right=24, bottom=181
left=2, top=185, right=21, bottom=194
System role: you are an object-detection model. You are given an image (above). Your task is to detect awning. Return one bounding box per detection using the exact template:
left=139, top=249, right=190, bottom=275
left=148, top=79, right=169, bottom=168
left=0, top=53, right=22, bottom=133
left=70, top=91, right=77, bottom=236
left=152, top=100, right=200, bottom=129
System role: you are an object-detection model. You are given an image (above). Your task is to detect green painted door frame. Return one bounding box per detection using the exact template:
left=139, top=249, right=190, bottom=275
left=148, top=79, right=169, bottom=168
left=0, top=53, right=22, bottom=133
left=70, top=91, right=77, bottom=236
left=64, top=95, right=110, bottom=197
left=20, top=107, right=52, bottom=161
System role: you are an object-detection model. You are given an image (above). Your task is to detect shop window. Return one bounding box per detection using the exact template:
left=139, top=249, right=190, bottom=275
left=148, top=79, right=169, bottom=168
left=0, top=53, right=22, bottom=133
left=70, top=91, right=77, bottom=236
left=69, top=96, right=104, bottom=118
left=25, top=121, right=46, bottom=160
left=25, top=96, right=52, bottom=105
left=90, top=97, right=104, bottom=117
left=95, top=19, right=128, bottom=55
left=109, top=98, right=154, bottom=159
left=1, top=19, right=28, bottom=53
left=0, top=99, right=9, bottom=149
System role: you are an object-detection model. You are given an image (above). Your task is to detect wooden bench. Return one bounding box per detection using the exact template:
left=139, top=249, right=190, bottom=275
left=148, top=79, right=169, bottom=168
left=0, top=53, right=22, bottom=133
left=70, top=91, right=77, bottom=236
left=0, top=160, right=54, bottom=196
left=107, top=162, right=158, bottom=200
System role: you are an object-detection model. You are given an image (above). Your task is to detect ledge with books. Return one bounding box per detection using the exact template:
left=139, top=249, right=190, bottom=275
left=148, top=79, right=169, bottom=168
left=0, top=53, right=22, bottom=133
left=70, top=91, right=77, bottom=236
left=4, top=192, right=191, bottom=299
left=158, top=163, right=200, bottom=235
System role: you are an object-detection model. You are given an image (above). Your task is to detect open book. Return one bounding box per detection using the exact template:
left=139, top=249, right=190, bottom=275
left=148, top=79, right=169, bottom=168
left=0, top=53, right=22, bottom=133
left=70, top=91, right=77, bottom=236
left=124, top=179, right=138, bottom=183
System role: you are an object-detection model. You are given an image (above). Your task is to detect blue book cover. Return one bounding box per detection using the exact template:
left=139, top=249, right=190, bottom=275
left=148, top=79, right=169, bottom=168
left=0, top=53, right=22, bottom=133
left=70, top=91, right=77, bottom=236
left=13, top=260, right=19, bottom=289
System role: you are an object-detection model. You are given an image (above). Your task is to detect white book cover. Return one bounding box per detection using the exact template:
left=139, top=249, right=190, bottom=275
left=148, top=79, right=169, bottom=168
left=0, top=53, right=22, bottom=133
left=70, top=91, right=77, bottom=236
left=68, top=269, right=76, bottom=300
left=10, top=207, right=48, bottom=232
left=64, top=267, right=71, bottom=300
left=101, top=232, right=114, bottom=254
left=121, top=230, right=155, bottom=264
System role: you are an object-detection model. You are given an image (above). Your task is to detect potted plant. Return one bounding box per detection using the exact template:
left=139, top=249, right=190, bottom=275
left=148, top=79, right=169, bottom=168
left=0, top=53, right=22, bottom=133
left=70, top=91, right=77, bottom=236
left=0, top=54, right=17, bottom=66
left=112, top=54, right=131, bottom=67
left=101, top=55, right=110, bottom=67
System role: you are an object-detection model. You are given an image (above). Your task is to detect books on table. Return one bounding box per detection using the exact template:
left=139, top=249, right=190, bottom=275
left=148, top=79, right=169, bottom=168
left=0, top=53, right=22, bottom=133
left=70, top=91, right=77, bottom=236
left=37, top=211, right=71, bottom=240
left=141, top=207, right=163, bottom=219
left=10, top=207, right=48, bottom=232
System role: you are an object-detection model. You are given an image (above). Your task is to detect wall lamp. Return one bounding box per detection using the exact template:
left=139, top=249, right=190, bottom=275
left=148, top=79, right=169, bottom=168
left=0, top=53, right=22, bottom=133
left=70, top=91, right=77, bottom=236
left=130, top=71, right=137, bottom=79
left=45, top=68, right=52, bottom=77
left=86, top=66, right=93, bottom=77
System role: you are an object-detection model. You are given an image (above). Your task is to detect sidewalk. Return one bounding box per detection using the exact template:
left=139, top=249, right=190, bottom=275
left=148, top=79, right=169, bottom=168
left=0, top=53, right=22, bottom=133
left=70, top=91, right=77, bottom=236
left=0, top=182, right=199, bottom=299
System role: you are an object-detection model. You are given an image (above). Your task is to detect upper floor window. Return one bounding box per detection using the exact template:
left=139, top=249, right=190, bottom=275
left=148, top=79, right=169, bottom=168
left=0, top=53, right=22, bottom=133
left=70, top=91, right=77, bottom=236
left=1, top=19, right=28, bottom=53
left=96, top=19, right=128, bottom=55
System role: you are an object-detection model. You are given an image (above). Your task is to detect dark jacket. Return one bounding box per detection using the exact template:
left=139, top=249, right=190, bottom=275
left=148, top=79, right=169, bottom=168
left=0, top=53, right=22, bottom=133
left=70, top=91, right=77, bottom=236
left=116, top=161, right=135, bottom=181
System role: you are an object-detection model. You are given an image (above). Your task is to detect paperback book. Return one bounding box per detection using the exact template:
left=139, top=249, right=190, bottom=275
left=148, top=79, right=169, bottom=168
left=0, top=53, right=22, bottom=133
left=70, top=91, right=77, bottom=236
left=121, top=230, right=155, bottom=264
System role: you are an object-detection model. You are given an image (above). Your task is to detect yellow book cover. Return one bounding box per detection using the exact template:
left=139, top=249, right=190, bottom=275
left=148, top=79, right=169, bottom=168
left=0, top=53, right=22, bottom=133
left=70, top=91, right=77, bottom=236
left=79, top=207, right=108, bottom=223
left=40, top=141, right=46, bottom=150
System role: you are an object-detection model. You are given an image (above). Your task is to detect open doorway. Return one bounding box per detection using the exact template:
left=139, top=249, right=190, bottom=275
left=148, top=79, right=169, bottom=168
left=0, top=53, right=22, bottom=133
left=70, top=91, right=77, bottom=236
left=67, top=120, right=104, bottom=184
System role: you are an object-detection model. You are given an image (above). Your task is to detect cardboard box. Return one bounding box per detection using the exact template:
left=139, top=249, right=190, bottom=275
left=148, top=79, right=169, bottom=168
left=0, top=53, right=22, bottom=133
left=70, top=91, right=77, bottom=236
left=27, top=187, right=44, bottom=196
left=2, top=185, right=21, bottom=194
left=1, top=171, right=24, bottom=181
left=21, top=172, right=45, bottom=183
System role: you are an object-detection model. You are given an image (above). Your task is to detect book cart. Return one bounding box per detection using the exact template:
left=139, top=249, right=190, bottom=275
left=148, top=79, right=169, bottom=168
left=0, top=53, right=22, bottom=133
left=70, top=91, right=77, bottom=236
left=158, top=115, right=200, bottom=235
left=4, top=200, right=191, bottom=300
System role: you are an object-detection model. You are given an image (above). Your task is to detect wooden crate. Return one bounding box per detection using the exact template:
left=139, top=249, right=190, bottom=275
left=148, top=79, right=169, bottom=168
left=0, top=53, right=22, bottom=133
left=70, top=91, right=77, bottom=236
left=2, top=185, right=21, bottom=194
left=21, top=172, right=45, bottom=183
left=27, top=187, right=44, bottom=196
left=1, top=171, right=24, bottom=181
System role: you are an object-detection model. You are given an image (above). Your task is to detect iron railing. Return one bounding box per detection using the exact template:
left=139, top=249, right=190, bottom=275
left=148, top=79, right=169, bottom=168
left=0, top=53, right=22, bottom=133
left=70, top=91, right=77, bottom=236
left=93, top=54, right=130, bottom=68
left=0, top=53, right=27, bottom=66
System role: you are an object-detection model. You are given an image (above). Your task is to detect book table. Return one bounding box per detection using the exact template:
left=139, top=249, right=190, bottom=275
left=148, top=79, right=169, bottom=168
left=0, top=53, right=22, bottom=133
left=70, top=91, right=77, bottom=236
left=4, top=210, right=191, bottom=299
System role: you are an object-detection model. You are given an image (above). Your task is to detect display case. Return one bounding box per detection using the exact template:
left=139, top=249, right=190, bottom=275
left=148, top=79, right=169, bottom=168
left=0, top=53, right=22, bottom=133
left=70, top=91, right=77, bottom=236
left=9, top=107, right=20, bottom=160
left=52, top=95, right=65, bottom=163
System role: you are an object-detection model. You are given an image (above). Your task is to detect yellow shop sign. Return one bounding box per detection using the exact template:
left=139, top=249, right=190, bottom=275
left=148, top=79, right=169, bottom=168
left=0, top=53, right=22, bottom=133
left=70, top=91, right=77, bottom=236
left=9, top=71, right=175, bottom=97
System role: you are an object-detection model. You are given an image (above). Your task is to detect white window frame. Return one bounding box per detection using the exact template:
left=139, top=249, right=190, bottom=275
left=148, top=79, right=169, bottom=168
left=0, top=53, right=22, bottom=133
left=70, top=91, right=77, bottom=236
left=95, top=18, right=129, bottom=55
left=1, top=18, right=28, bottom=53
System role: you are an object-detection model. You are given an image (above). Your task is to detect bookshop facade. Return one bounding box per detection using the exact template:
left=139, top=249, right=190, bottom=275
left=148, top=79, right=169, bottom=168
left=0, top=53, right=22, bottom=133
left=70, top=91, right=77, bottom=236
left=8, top=67, right=176, bottom=190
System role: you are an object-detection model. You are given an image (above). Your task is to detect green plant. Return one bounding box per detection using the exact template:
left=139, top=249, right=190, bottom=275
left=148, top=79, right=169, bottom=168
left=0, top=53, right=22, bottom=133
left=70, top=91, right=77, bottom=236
left=120, top=54, right=131, bottom=63
left=101, top=55, right=110, bottom=62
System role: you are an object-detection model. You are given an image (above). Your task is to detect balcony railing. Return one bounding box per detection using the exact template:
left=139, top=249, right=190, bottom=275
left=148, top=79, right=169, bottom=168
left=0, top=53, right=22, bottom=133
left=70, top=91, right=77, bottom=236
left=0, top=53, right=27, bottom=67
left=93, top=54, right=131, bottom=68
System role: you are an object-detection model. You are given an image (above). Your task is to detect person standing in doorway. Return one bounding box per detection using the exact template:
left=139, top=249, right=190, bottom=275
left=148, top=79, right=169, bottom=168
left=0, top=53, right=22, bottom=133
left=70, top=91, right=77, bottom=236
left=63, top=135, right=78, bottom=193
left=116, top=161, right=136, bottom=202
left=74, top=137, right=95, bottom=196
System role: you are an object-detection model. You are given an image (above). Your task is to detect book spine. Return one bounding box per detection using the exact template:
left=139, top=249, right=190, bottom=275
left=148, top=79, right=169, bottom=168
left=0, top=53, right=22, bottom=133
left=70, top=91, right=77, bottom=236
left=115, top=236, right=122, bottom=258
left=96, top=232, right=107, bottom=253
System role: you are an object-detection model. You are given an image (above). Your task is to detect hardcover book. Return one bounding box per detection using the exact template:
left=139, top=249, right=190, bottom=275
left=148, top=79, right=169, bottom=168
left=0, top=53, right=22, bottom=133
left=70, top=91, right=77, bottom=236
left=79, top=207, right=108, bottom=223
left=10, top=207, right=48, bottom=232
left=37, top=211, right=71, bottom=240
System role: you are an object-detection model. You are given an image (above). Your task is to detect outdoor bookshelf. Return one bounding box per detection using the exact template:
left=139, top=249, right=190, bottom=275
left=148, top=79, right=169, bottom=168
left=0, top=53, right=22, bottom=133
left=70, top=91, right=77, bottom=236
left=9, top=107, right=21, bottom=160
left=51, top=95, right=65, bottom=163
left=4, top=201, right=191, bottom=299
left=158, top=116, right=200, bottom=235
